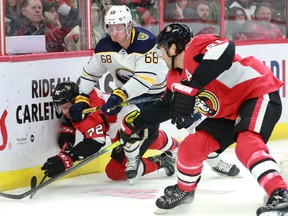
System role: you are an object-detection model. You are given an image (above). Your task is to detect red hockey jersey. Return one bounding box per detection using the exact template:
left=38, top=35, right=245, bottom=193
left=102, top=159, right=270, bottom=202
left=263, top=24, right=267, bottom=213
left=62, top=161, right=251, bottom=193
left=166, top=34, right=283, bottom=120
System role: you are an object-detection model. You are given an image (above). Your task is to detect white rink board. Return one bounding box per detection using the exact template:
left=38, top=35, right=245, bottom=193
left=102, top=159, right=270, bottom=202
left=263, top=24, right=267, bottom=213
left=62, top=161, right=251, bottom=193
left=0, top=57, right=88, bottom=171
left=236, top=43, right=288, bottom=122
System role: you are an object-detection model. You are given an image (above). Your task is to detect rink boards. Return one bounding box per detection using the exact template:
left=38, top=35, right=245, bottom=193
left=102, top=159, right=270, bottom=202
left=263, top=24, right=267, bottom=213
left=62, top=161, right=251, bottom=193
left=0, top=44, right=287, bottom=191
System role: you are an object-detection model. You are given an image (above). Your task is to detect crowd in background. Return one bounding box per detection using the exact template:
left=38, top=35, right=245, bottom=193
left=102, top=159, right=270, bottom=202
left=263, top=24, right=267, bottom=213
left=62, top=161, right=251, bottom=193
left=3, top=0, right=287, bottom=54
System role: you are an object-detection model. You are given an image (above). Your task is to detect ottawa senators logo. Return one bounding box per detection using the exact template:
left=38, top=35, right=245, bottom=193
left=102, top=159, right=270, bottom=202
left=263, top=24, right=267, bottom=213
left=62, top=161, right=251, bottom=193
left=195, top=90, right=218, bottom=116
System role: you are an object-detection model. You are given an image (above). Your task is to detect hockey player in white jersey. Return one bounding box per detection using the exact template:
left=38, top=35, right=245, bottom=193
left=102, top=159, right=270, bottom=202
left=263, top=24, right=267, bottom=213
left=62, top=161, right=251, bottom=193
left=69, top=5, right=169, bottom=183
left=69, top=5, right=239, bottom=183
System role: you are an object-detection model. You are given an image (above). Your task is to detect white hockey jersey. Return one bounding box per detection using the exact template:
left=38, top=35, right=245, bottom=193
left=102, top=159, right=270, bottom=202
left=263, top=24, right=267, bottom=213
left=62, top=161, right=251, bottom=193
left=80, top=26, right=169, bottom=100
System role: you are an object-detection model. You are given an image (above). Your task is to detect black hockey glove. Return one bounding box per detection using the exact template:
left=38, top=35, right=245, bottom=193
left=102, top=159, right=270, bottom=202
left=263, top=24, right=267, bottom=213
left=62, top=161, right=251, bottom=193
left=171, top=82, right=199, bottom=127
left=119, top=110, right=141, bottom=146
left=69, top=93, right=90, bottom=122
left=101, top=88, right=127, bottom=116
left=41, top=152, right=73, bottom=178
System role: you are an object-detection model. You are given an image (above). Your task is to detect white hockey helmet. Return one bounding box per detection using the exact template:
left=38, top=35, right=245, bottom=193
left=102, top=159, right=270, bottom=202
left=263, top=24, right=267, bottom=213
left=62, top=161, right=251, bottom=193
left=104, top=5, right=132, bottom=28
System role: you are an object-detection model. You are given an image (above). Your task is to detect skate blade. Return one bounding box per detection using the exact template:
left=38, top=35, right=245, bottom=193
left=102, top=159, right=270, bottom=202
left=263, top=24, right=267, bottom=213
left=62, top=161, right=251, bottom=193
left=129, top=179, right=135, bottom=185
left=258, top=212, right=288, bottom=216
left=215, top=173, right=243, bottom=178
left=154, top=207, right=168, bottom=215
left=154, top=204, right=191, bottom=215
left=128, top=175, right=139, bottom=185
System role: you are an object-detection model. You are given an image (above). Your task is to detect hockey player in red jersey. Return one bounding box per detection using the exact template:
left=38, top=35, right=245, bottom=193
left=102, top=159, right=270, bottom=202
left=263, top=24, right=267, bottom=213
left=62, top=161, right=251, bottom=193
left=119, top=23, right=288, bottom=215
left=69, top=5, right=239, bottom=182
left=41, top=81, right=177, bottom=182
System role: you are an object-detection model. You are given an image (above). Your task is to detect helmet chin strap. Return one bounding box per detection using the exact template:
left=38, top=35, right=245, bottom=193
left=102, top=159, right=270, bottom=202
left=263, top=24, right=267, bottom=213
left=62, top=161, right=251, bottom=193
left=167, top=52, right=177, bottom=70
left=165, top=45, right=178, bottom=70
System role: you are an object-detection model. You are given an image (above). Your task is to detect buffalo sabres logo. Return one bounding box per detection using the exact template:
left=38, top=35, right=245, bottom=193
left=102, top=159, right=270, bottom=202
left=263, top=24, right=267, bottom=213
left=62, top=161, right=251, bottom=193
left=137, top=32, right=149, bottom=41
left=195, top=90, right=219, bottom=116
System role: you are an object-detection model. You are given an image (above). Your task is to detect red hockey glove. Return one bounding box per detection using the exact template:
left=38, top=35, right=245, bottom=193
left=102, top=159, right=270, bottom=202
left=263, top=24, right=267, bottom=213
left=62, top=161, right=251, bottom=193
left=41, top=152, right=73, bottom=178
left=171, top=82, right=199, bottom=126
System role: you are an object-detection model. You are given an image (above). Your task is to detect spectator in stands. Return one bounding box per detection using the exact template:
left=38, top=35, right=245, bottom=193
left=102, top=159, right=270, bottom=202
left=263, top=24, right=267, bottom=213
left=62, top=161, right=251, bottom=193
left=135, top=0, right=158, bottom=33
left=64, top=25, right=81, bottom=51
left=8, top=0, right=44, bottom=36
left=57, top=0, right=80, bottom=32
left=261, top=0, right=286, bottom=34
left=91, top=0, right=105, bottom=48
left=246, top=2, right=285, bottom=40
left=101, top=0, right=114, bottom=13
left=115, top=0, right=158, bottom=34
left=191, top=0, right=219, bottom=35
left=208, top=0, right=221, bottom=23
left=225, top=6, right=251, bottom=41
left=164, top=0, right=194, bottom=21
left=228, top=0, right=256, bottom=20
left=8, top=0, right=69, bottom=52
left=42, top=0, right=70, bottom=51
left=64, top=0, right=108, bottom=51
left=5, top=0, right=21, bottom=35
left=192, top=0, right=210, bottom=21
left=209, top=0, right=231, bottom=24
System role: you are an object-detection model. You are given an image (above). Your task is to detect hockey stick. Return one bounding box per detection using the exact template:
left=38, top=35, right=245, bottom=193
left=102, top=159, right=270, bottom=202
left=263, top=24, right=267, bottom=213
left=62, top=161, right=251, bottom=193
left=82, top=95, right=161, bottom=115
left=29, top=142, right=69, bottom=199
left=0, top=140, right=121, bottom=200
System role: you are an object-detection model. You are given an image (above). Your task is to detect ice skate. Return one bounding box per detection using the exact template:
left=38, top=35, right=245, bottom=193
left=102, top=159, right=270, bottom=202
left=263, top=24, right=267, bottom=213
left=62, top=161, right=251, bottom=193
left=154, top=184, right=195, bottom=214
left=211, top=160, right=240, bottom=177
left=155, top=184, right=195, bottom=214
left=125, top=155, right=140, bottom=183
left=257, top=188, right=288, bottom=216
left=148, top=151, right=175, bottom=176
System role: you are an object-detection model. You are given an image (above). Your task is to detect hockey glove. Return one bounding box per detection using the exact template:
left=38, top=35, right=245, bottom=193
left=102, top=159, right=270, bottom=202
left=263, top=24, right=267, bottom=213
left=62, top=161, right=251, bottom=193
left=41, top=152, right=73, bottom=178
left=69, top=93, right=90, bottom=122
left=171, top=81, right=199, bottom=127
left=101, top=88, right=127, bottom=116
left=119, top=110, right=141, bottom=146
left=176, top=110, right=202, bottom=132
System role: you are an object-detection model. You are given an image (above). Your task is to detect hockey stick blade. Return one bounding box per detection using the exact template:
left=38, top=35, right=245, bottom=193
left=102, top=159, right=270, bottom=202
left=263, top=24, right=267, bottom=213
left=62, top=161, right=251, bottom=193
left=30, top=174, right=47, bottom=199
left=0, top=140, right=120, bottom=200
left=29, top=142, right=68, bottom=199
left=29, top=176, right=37, bottom=199
left=82, top=96, right=161, bottom=115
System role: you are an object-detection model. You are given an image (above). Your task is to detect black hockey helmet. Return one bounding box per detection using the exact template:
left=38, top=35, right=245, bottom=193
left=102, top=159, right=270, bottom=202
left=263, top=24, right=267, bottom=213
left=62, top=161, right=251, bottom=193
left=157, top=23, right=193, bottom=54
left=52, top=81, right=79, bottom=105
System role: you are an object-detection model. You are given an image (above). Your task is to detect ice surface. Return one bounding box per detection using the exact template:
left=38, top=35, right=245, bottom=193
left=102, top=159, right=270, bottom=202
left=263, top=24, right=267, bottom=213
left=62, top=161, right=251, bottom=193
left=0, top=139, right=287, bottom=216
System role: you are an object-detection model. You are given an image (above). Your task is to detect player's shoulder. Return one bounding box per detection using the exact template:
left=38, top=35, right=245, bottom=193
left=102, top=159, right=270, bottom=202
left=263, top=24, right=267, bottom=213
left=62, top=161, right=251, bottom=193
left=94, top=37, right=121, bottom=53
left=129, top=26, right=157, bottom=53
left=187, top=34, right=230, bottom=52
left=191, top=34, right=230, bottom=46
